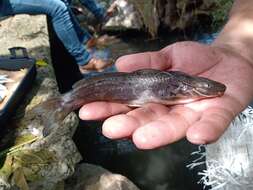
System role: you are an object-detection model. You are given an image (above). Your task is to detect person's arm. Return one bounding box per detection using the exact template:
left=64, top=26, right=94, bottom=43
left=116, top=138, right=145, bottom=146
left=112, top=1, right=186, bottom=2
left=213, top=0, right=253, bottom=64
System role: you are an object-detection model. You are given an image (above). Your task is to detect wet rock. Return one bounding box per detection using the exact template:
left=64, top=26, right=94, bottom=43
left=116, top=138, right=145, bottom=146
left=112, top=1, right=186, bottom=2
left=65, top=163, right=140, bottom=190
left=0, top=15, right=50, bottom=61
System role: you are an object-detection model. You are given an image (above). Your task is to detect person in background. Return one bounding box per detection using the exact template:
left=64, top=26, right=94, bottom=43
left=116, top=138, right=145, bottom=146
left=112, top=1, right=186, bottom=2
left=62, top=0, right=117, bottom=49
left=63, top=0, right=118, bottom=72
left=0, top=0, right=117, bottom=73
left=79, top=0, right=253, bottom=149
left=64, top=0, right=116, bottom=22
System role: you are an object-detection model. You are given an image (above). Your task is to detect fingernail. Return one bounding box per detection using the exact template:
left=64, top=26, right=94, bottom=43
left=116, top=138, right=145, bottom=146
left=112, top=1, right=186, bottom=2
left=189, top=138, right=207, bottom=145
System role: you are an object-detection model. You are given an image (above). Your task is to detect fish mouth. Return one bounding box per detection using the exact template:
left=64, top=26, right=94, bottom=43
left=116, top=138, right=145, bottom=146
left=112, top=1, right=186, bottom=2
left=192, top=88, right=225, bottom=98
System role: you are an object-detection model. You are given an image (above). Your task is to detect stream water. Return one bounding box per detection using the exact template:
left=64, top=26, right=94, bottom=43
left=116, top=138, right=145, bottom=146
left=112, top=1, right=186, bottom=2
left=74, top=31, right=217, bottom=190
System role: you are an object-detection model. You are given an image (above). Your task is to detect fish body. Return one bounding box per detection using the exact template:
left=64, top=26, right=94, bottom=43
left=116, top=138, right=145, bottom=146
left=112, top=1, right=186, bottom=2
left=63, top=69, right=226, bottom=106
left=32, top=69, right=226, bottom=136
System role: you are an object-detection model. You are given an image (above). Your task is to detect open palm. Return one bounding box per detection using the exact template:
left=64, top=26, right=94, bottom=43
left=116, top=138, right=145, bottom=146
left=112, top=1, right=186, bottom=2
left=79, top=41, right=253, bottom=149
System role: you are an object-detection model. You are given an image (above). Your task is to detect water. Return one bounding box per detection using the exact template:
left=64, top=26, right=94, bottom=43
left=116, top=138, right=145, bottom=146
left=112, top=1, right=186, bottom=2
left=74, top=32, right=216, bottom=190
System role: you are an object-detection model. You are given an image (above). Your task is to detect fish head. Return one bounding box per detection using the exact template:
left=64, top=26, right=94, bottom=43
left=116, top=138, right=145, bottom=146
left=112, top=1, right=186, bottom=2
left=188, top=76, right=226, bottom=97
left=163, top=71, right=226, bottom=104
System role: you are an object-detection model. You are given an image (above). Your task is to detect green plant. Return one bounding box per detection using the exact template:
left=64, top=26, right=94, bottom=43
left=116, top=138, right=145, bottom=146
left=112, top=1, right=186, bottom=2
left=211, top=0, right=233, bottom=30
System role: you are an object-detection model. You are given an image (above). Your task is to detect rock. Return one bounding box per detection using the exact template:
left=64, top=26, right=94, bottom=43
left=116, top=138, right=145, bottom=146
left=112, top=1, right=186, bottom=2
left=65, top=163, right=140, bottom=190
left=126, top=0, right=215, bottom=37
left=0, top=15, right=50, bottom=61
left=0, top=14, right=139, bottom=190
left=103, top=0, right=143, bottom=31
left=128, top=0, right=159, bottom=38
left=74, top=0, right=231, bottom=37
left=76, top=0, right=143, bottom=32
left=0, top=15, right=81, bottom=190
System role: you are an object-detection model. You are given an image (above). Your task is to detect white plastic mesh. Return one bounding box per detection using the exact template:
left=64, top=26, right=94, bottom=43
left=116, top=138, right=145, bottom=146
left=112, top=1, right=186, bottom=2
left=188, top=106, right=253, bottom=190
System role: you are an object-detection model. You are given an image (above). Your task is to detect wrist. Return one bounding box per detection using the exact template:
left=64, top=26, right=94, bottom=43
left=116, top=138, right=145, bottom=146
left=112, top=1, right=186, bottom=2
left=212, top=7, right=253, bottom=64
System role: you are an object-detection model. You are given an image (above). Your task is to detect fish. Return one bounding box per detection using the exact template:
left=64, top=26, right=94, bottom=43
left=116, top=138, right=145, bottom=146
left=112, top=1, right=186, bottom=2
left=32, top=69, right=226, bottom=136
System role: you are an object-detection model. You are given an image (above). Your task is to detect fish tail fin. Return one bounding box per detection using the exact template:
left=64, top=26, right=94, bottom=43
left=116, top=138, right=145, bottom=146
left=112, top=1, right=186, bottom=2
left=31, top=97, right=74, bottom=137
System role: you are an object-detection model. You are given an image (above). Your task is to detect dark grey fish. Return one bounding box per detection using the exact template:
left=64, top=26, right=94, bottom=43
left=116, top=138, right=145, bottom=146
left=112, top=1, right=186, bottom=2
left=32, top=69, right=226, bottom=136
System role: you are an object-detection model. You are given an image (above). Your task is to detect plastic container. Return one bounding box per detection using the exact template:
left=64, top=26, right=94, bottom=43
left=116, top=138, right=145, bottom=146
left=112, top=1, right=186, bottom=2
left=0, top=47, right=36, bottom=128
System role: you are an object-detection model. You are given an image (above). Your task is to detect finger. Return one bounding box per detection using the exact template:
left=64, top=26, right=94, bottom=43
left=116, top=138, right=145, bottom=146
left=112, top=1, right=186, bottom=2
left=186, top=107, right=234, bottom=144
left=132, top=106, right=201, bottom=149
left=115, top=51, right=171, bottom=72
left=79, top=102, right=131, bottom=120
left=102, top=114, right=140, bottom=139
left=102, top=103, right=170, bottom=139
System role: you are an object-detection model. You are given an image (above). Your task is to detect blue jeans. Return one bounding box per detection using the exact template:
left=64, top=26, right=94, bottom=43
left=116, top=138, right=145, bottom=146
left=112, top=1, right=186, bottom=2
left=0, top=0, right=104, bottom=65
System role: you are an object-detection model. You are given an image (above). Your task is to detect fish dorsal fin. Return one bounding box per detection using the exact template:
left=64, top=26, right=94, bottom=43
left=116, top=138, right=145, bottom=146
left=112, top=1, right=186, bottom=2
left=72, top=72, right=127, bottom=89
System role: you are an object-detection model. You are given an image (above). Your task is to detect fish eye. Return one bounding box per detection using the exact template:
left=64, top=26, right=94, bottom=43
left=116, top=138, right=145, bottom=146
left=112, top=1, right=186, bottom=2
left=196, top=81, right=210, bottom=88
left=203, top=83, right=210, bottom=88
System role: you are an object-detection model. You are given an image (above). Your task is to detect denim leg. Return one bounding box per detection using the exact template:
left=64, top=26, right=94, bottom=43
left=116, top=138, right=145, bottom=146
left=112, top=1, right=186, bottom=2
left=67, top=5, right=92, bottom=43
left=0, top=0, right=13, bottom=16
left=61, top=0, right=91, bottom=43
left=79, top=0, right=106, bottom=20
left=1, top=0, right=91, bottom=65
left=60, top=0, right=104, bottom=42
left=61, top=0, right=71, bottom=6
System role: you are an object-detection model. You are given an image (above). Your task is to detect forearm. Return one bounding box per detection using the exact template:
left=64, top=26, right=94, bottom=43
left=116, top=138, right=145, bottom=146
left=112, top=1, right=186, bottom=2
left=213, top=0, right=253, bottom=63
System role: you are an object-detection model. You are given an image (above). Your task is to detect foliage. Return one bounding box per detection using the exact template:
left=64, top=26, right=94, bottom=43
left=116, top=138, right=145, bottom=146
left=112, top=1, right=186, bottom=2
left=211, top=0, right=233, bottom=30
left=0, top=147, right=56, bottom=190
left=129, top=0, right=158, bottom=37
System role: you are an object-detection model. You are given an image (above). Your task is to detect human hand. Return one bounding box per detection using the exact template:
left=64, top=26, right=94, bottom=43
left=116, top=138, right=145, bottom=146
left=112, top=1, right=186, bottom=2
left=79, top=41, right=253, bottom=149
